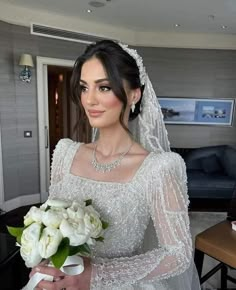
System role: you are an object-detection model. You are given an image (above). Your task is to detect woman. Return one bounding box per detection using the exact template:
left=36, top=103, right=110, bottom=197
left=32, top=40, right=201, bottom=290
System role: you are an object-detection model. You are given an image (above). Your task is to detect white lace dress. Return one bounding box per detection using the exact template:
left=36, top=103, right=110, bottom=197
left=49, top=139, right=201, bottom=290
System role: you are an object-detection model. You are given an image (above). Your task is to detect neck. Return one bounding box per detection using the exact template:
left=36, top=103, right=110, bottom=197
left=95, top=127, right=132, bottom=156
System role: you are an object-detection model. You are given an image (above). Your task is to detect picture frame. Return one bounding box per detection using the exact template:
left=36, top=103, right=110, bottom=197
left=158, top=97, right=235, bottom=126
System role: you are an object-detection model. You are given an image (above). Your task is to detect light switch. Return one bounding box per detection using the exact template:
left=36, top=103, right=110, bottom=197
left=24, top=131, right=32, bottom=138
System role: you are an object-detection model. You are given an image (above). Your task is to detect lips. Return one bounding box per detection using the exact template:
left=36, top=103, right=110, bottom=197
left=88, top=110, right=104, bottom=117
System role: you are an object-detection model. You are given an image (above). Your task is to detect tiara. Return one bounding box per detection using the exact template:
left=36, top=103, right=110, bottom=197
left=119, top=43, right=146, bottom=85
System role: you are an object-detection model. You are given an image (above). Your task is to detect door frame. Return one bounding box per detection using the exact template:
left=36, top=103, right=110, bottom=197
left=0, top=123, right=4, bottom=207
left=37, top=57, right=74, bottom=202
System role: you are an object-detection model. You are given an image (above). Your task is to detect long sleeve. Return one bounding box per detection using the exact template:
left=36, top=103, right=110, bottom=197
left=90, top=152, right=193, bottom=289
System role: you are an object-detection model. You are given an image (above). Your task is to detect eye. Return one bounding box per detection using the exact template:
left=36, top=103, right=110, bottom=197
left=99, top=86, right=111, bottom=92
left=80, top=85, right=88, bottom=92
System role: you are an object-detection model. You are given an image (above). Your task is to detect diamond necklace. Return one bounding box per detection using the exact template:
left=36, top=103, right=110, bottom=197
left=91, top=142, right=134, bottom=173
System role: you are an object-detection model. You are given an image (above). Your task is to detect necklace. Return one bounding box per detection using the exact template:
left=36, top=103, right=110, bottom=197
left=91, top=142, right=133, bottom=173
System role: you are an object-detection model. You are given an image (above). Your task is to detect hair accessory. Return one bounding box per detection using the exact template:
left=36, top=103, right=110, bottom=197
left=118, top=43, right=146, bottom=85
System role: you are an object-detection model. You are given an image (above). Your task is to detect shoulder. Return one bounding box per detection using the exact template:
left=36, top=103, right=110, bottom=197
left=54, top=138, right=80, bottom=150
left=53, top=138, right=82, bottom=158
left=148, top=151, right=186, bottom=174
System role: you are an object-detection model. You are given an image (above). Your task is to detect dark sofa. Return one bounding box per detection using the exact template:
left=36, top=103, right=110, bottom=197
left=178, top=145, right=236, bottom=200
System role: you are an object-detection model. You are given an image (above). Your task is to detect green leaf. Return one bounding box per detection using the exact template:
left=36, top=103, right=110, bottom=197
left=7, top=226, right=24, bottom=238
left=39, top=224, right=45, bottom=239
left=94, top=236, right=104, bottom=242
left=51, top=237, right=70, bottom=269
left=45, top=205, right=51, bottom=211
left=85, top=199, right=92, bottom=206
left=101, top=220, right=109, bottom=230
left=69, top=243, right=91, bottom=256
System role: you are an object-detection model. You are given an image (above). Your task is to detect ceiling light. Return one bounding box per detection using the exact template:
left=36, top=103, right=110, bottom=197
left=87, top=9, right=92, bottom=13
left=175, top=24, right=180, bottom=27
left=221, top=25, right=227, bottom=29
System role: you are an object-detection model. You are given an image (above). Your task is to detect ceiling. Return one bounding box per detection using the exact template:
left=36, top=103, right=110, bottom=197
left=2, top=0, right=236, bottom=34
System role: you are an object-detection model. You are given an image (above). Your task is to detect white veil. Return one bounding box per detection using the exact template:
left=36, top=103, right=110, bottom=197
left=117, top=43, right=201, bottom=290
left=119, top=43, right=170, bottom=153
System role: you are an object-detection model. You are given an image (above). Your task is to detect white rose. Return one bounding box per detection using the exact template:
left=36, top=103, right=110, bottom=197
left=59, top=219, right=89, bottom=246
left=41, top=208, right=67, bottom=228
left=24, top=206, right=44, bottom=226
left=45, top=199, right=72, bottom=208
left=84, top=211, right=103, bottom=238
left=38, top=227, right=63, bottom=259
left=85, top=205, right=100, bottom=217
left=67, top=206, right=85, bottom=220
left=71, top=201, right=86, bottom=211
left=20, top=223, right=42, bottom=267
left=87, top=237, right=96, bottom=246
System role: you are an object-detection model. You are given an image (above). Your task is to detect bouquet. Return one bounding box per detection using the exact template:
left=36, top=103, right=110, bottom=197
left=7, top=198, right=108, bottom=289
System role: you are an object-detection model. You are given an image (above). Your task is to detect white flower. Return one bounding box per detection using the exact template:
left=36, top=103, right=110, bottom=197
left=59, top=219, right=89, bottom=246
left=67, top=206, right=85, bottom=220
left=20, top=223, right=42, bottom=267
left=71, top=201, right=86, bottom=210
left=84, top=210, right=103, bottom=238
left=87, top=237, right=96, bottom=246
left=42, top=208, right=67, bottom=228
left=85, top=205, right=100, bottom=217
left=24, top=206, right=44, bottom=226
left=38, top=227, right=63, bottom=259
left=45, top=199, right=72, bottom=208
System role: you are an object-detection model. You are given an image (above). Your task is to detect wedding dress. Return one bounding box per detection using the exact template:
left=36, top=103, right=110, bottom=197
left=49, top=138, right=201, bottom=290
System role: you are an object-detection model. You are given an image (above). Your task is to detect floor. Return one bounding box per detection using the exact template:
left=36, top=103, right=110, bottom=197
left=190, top=211, right=236, bottom=290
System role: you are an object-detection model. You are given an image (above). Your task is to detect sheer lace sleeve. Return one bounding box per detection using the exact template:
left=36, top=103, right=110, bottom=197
left=50, top=138, right=74, bottom=185
left=90, top=152, right=193, bottom=289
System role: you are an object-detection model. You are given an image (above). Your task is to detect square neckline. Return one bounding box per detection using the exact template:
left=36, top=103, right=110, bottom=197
left=67, top=142, right=155, bottom=185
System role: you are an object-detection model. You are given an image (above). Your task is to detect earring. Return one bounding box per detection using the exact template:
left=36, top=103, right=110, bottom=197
left=131, top=101, right=135, bottom=113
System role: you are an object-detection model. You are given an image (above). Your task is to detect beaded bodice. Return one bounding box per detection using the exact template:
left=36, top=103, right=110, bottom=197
left=49, top=139, right=197, bottom=290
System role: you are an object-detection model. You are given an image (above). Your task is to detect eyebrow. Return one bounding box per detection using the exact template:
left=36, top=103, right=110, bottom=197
left=80, top=78, right=109, bottom=84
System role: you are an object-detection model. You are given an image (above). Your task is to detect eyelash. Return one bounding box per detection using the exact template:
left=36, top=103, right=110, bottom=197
left=79, top=85, right=111, bottom=92
left=80, top=85, right=88, bottom=92
left=99, top=86, right=111, bottom=92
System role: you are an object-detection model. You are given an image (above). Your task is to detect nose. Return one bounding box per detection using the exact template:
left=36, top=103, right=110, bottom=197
left=86, top=87, right=98, bottom=106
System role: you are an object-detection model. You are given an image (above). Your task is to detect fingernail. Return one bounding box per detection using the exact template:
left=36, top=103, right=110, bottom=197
left=54, top=277, right=61, bottom=282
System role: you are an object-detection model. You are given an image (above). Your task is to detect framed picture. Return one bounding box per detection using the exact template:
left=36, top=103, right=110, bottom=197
left=158, top=97, right=235, bottom=125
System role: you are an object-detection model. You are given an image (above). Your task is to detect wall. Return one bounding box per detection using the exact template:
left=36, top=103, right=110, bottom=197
left=0, top=20, right=236, bottom=208
left=0, top=21, right=87, bottom=209
left=138, top=47, right=236, bottom=148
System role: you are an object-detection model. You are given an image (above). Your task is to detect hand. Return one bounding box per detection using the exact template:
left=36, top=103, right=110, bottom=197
left=31, top=257, right=92, bottom=290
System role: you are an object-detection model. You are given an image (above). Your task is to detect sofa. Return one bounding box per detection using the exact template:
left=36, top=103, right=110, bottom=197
left=173, top=145, right=236, bottom=200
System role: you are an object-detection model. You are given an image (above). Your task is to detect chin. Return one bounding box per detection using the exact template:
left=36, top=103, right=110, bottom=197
left=88, top=118, right=106, bottom=128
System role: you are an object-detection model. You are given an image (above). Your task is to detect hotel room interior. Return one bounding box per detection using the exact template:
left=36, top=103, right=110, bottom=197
left=0, top=0, right=236, bottom=289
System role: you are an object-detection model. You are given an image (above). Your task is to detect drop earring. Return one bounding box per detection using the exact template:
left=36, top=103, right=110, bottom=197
left=131, top=101, right=135, bottom=113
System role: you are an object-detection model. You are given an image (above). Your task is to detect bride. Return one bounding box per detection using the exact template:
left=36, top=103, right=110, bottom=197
left=32, top=40, right=201, bottom=290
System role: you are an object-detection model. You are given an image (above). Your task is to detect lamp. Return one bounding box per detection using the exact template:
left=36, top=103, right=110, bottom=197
left=19, top=54, right=34, bottom=83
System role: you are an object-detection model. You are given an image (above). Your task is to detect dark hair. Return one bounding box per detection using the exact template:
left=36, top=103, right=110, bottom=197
left=70, top=40, right=144, bottom=133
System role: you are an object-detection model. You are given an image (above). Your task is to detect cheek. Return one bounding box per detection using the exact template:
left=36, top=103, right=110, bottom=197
left=103, top=96, right=122, bottom=110
left=81, top=94, right=86, bottom=108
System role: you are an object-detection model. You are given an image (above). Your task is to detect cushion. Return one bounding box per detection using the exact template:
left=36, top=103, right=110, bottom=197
left=200, top=154, right=223, bottom=174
